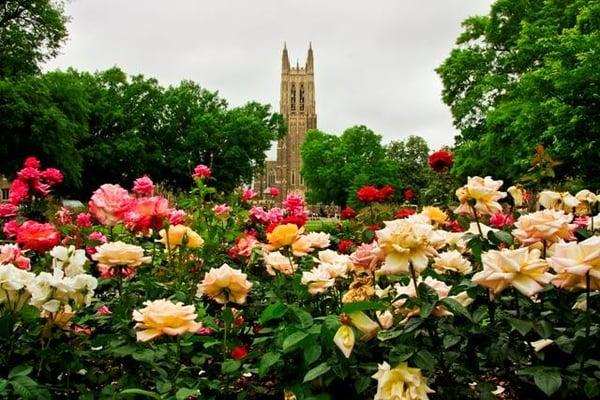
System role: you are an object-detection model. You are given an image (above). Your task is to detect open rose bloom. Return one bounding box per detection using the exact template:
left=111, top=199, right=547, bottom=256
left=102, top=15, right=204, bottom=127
left=455, top=176, right=506, bottom=216
left=133, top=299, right=203, bottom=342
left=197, top=264, right=252, bottom=304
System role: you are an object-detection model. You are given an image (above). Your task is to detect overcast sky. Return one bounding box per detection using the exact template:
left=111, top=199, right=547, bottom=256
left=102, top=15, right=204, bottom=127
left=45, top=0, right=494, bottom=154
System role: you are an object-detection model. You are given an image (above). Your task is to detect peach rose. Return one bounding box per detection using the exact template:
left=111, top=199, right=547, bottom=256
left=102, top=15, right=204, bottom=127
left=158, top=225, right=204, bottom=249
left=88, top=184, right=133, bottom=226
left=454, top=176, right=506, bottom=216
left=512, top=209, right=577, bottom=246
left=196, top=264, right=252, bottom=305
left=376, top=219, right=438, bottom=275
left=549, top=235, right=600, bottom=290
left=433, top=250, right=472, bottom=274
left=133, top=299, right=203, bottom=342
left=304, top=232, right=331, bottom=249
left=92, top=241, right=151, bottom=269
left=263, top=251, right=296, bottom=276
left=349, top=242, right=382, bottom=272
left=472, top=247, right=553, bottom=297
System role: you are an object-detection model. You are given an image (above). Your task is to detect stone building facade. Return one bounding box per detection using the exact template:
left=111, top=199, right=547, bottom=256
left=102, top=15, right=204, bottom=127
left=254, top=44, right=317, bottom=199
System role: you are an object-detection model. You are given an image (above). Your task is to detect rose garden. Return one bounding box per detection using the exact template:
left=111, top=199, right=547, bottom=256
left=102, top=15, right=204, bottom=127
left=2, top=1, right=600, bottom=399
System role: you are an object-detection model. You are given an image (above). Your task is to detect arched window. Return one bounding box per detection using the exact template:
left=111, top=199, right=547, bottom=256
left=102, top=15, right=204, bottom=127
left=291, top=172, right=295, bottom=185
left=290, top=83, right=296, bottom=111
left=300, top=84, right=305, bottom=111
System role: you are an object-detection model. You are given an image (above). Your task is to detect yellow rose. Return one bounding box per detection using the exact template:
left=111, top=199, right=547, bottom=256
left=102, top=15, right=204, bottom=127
left=158, top=225, right=204, bottom=249
left=508, top=185, right=525, bottom=207
left=196, top=263, right=252, bottom=305
left=432, top=250, right=472, bottom=274
left=376, top=219, right=437, bottom=275
left=266, top=224, right=302, bottom=249
left=421, top=206, right=447, bottom=225
left=92, top=241, right=151, bottom=268
left=372, top=361, right=434, bottom=400
left=133, top=299, right=202, bottom=342
left=473, top=248, right=553, bottom=297
left=549, top=235, right=600, bottom=290
left=512, top=209, right=576, bottom=246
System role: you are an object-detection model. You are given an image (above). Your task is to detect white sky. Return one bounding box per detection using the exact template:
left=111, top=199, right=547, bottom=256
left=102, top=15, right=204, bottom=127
left=45, top=0, right=494, bottom=153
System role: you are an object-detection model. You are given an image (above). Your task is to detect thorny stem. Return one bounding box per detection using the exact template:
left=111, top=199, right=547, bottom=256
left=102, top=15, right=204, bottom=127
left=470, top=204, right=484, bottom=237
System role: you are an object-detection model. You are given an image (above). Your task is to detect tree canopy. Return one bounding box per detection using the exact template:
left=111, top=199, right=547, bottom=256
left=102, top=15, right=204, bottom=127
left=437, top=0, right=600, bottom=189
left=0, top=0, right=69, bottom=77
left=0, top=68, right=285, bottom=197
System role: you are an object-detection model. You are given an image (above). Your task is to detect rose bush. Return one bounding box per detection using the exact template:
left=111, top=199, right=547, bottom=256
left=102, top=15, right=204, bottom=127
left=0, top=158, right=599, bottom=399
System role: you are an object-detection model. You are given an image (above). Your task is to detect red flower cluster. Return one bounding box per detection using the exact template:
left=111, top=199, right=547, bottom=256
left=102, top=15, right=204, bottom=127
left=337, top=239, right=354, bottom=254
left=340, top=207, right=356, bottom=220
left=356, top=185, right=395, bottom=203
left=428, top=150, right=453, bottom=172
left=394, top=208, right=416, bottom=219
left=403, top=188, right=415, bottom=202
left=9, top=157, right=63, bottom=205
left=16, top=220, right=60, bottom=252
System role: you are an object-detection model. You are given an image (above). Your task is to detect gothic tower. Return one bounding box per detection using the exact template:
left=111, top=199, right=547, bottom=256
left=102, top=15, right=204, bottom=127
left=254, top=44, right=317, bottom=199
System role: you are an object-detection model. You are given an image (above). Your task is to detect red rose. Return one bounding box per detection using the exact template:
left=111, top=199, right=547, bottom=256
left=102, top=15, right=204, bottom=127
left=377, top=185, right=394, bottom=201
left=16, top=220, right=60, bottom=252
left=489, top=213, right=515, bottom=228
left=337, top=239, right=354, bottom=254
left=192, top=164, right=211, bottom=179
left=0, top=203, right=18, bottom=219
left=394, top=208, right=416, bottom=219
left=340, top=207, right=356, bottom=220
left=428, top=150, right=453, bottom=172
left=403, top=188, right=415, bottom=202
left=280, top=214, right=307, bottom=228
left=41, top=168, right=64, bottom=185
left=231, top=345, right=249, bottom=360
left=76, top=213, right=93, bottom=228
left=3, top=220, right=20, bottom=238
left=23, top=156, right=41, bottom=169
left=444, top=220, right=464, bottom=232
left=9, top=179, right=29, bottom=205
left=357, top=186, right=380, bottom=203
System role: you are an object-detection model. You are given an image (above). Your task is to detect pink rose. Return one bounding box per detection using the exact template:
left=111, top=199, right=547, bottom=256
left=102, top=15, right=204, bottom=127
left=168, top=209, right=186, bottom=225
left=76, top=213, right=93, bottom=228
left=241, top=188, right=257, bottom=201
left=96, top=305, right=112, bottom=315
left=89, top=231, right=107, bottom=243
left=0, top=244, right=31, bottom=270
left=268, top=187, right=280, bottom=198
left=124, top=196, right=172, bottom=234
left=283, top=194, right=305, bottom=215
left=3, top=220, right=20, bottom=238
left=489, top=213, right=515, bottom=228
left=9, top=179, right=29, bottom=205
left=17, top=167, right=41, bottom=183
left=213, top=203, right=231, bottom=219
left=23, top=156, right=41, bottom=169
left=41, top=168, right=63, bottom=185
left=132, top=176, right=155, bottom=196
left=0, top=203, right=18, bottom=219
left=16, top=220, right=60, bottom=253
left=350, top=242, right=381, bottom=272
left=192, top=164, right=211, bottom=179
left=56, top=207, right=72, bottom=225
left=88, top=184, right=133, bottom=226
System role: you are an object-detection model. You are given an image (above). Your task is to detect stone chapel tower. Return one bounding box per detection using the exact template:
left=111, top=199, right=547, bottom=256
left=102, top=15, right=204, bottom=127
left=254, top=44, right=317, bottom=199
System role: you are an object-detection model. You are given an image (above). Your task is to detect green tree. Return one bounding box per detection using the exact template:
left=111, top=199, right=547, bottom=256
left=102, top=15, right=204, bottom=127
left=0, top=71, right=89, bottom=190
left=0, top=0, right=69, bottom=77
left=301, top=125, right=394, bottom=206
left=386, top=135, right=430, bottom=193
left=437, top=0, right=600, bottom=188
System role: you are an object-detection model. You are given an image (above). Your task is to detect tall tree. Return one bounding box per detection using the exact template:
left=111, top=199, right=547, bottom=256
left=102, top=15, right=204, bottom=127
left=0, top=0, right=69, bottom=77
left=437, top=0, right=600, bottom=188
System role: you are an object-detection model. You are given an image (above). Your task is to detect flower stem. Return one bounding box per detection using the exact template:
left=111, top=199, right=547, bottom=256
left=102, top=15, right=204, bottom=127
left=470, top=204, right=484, bottom=237
left=409, top=262, right=419, bottom=295
left=487, top=289, right=496, bottom=326
left=577, top=272, right=592, bottom=389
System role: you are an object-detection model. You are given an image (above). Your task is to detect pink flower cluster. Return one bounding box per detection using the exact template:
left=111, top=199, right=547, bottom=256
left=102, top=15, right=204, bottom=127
left=192, top=164, right=211, bottom=180
left=8, top=157, right=63, bottom=205
left=0, top=244, right=31, bottom=270
left=88, top=177, right=182, bottom=234
left=249, top=206, right=284, bottom=225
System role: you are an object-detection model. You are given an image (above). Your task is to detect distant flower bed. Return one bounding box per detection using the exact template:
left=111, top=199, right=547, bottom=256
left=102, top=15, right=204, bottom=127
left=0, top=158, right=599, bottom=399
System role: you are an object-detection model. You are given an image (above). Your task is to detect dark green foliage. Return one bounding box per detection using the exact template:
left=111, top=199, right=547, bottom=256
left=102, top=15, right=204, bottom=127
left=437, top=0, right=600, bottom=189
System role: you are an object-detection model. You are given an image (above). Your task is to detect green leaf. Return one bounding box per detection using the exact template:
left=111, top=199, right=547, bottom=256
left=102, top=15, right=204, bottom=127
left=258, top=352, right=280, bottom=376
left=507, top=317, right=534, bottom=336
left=303, top=345, right=322, bottom=365
left=9, top=365, right=33, bottom=379
left=10, top=376, right=41, bottom=400
left=439, top=298, right=472, bottom=321
left=290, top=306, right=313, bottom=328
left=533, top=369, right=562, bottom=396
left=417, top=283, right=439, bottom=304
left=222, top=359, right=241, bottom=374
left=419, top=302, right=435, bottom=318
left=260, top=303, right=287, bottom=324
left=19, top=305, right=40, bottom=322
left=119, top=388, right=163, bottom=399
left=303, top=362, right=331, bottom=383
left=341, top=301, right=385, bottom=314
left=377, top=329, right=403, bottom=342
left=283, top=332, right=309, bottom=352
left=176, top=388, right=199, bottom=400
left=132, top=349, right=155, bottom=364
left=412, top=350, right=436, bottom=372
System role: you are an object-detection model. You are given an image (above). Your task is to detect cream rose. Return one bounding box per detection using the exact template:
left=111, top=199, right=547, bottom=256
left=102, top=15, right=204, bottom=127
left=512, top=209, right=576, bottom=246
left=196, top=264, right=252, bottom=305
left=133, top=299, right=203, bottom=342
